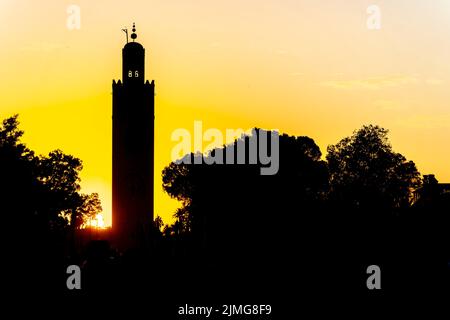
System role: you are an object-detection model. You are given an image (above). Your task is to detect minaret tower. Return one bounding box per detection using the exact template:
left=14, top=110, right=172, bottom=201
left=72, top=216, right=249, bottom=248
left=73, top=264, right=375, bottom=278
left=112, top=23, right=154, bottom=250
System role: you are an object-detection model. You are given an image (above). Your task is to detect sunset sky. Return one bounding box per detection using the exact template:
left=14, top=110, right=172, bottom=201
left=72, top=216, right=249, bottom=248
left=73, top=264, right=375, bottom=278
left=1, top=0, right=450, bottom=226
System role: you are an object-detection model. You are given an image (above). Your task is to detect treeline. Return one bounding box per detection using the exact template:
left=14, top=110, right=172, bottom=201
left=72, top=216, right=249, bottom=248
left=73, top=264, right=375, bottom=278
left=157, top=124, right=449, bottom=294
left=0, top=115, right=102, bottom=292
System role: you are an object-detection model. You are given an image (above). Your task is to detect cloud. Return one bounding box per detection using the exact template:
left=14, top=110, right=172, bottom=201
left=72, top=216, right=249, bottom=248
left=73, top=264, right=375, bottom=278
left=396, top=114, right=450, bottom=129
left=209, top=42, right=222, bottom=48
left=21, top=42, right=68, bottom=53
left=425, top=78, right=443, bottom=86
left=276, top=50, right=288, bottom=55
left=372, top=99, right=408, bottom=111
left=289, top=72, right=305, bottom=77
left=319, top=75, right=419, bottom=90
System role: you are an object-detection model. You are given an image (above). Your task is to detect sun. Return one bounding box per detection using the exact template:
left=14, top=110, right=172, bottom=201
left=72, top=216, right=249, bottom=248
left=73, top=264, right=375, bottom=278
left=88, top=214, right=106, bottom=229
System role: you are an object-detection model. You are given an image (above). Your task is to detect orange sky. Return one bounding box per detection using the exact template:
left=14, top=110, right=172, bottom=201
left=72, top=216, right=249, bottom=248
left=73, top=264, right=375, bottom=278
left=1, top=0, right=450, bottom=226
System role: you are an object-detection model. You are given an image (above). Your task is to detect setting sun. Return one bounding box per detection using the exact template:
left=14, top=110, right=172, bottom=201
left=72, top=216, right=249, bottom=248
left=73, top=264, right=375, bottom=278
left=88, top=214, right=106, bottom=229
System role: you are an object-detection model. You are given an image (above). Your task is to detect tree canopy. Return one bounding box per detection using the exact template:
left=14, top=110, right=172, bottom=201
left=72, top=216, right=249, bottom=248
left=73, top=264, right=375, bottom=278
left=0, top=115, right=102, bottom=232
left=161, top=125, right=425, bottom=255
left=162, top=129, right=329, bottom=258
left=326, top=125, right=421, bottom=211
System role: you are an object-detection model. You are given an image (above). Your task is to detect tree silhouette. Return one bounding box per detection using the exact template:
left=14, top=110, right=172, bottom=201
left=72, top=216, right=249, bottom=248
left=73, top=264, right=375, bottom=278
left=0, top=114, right=104, bottom=292
left=0, top=115, right=102, bottom=231
left=327, top=125, right=421, bottom=212
left=162, top=129, right=329, bottom=263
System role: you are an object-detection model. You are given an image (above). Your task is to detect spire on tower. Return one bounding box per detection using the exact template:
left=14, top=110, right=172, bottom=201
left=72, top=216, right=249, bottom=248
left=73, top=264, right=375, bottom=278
left=131, top=23, right=137, bottom=41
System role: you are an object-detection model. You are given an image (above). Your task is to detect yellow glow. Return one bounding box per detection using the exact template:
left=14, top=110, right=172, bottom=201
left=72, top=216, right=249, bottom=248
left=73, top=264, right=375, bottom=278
left=1, top=1, right=450, bottom=227
left=89, top=214, right=106, bottom=229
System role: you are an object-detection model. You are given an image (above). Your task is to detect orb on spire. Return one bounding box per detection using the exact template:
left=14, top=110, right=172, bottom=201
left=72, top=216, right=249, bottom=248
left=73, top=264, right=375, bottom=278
left=131, top=22, right=137, bottom=41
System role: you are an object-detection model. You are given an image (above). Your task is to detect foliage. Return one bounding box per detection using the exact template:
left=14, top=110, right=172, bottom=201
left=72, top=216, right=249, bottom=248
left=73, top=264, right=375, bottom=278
left=0, top=115, right=102, bottom=231
left=326, top=125, right=421, bottom=210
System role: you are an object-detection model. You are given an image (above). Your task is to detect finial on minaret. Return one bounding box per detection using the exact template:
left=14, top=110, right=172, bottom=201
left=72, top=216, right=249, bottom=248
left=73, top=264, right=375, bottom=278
left=131, top=23, right=137, bottom=41
left=122, top=27, right=129, bottom=43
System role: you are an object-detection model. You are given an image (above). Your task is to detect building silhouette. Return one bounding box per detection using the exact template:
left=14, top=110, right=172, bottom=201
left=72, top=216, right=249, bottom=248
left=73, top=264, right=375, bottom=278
left=112, top=23, right=155, bottom=250
left=413, top=174, right=450, bottom=205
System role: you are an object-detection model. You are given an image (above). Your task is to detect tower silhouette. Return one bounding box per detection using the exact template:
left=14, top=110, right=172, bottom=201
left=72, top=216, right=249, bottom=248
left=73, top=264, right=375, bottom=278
left=112, top=23, right=154, bottom=250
